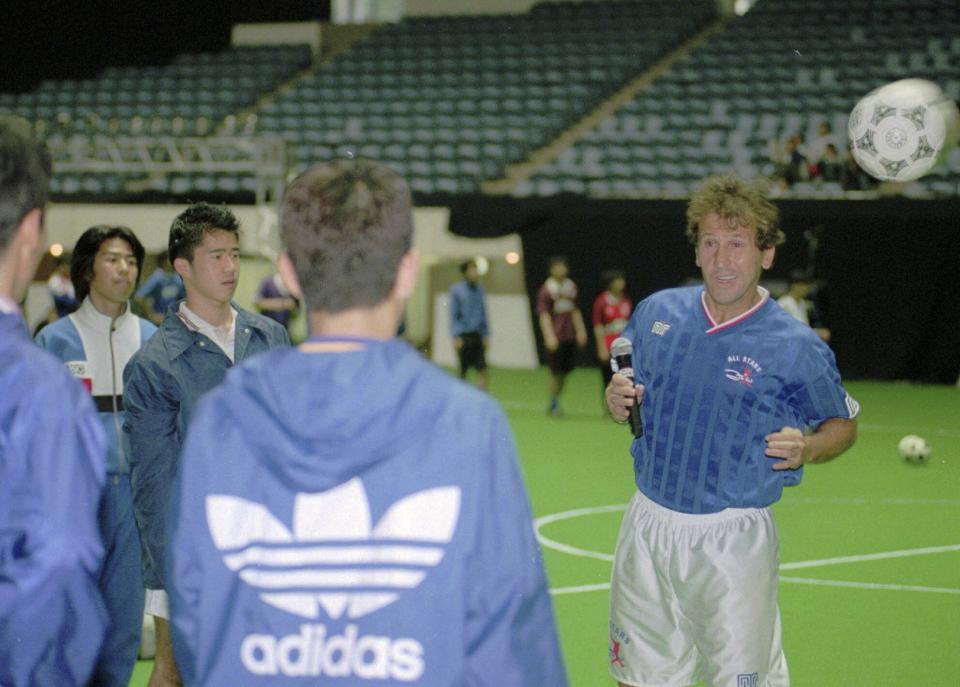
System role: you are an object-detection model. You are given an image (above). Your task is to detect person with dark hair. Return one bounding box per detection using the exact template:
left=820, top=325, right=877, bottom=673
left=592, top=269, right=633, bottom=390
left=123, top=202, right=289, bottom=687
left=449, top=258, right=490, bottom=389
left=537, top=256, right=587, bottom=417
left=136, top=250, right=185, bottom=325
left=35, top=224, right=154, bottom=686
left=0, top=116, right=109, bottom=685
left=604, top=174, right=859, bottom=687
left=165, top=159, right=567, bottom=686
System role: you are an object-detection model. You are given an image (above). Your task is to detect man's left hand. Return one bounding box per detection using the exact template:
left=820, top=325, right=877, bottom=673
left=765, top=426, right=808, bottom=470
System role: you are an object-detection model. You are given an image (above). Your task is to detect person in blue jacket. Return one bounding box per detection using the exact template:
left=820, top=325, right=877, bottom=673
left=36, top=224, right=156, bottom=687
left=166, top=159, right=568, bottom=686
left=135, top=250, right=185, bottom=326
left=0, top=116, right=109, bottom=686
left=123, top=203, right=290, bottom=686
left=449, top=258, right=490, bottom=389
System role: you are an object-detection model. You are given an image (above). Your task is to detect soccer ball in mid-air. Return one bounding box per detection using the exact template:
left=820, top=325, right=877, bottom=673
left=898, top=434, right=931, bottom=463
left=848, top=79, right=960, bottom=182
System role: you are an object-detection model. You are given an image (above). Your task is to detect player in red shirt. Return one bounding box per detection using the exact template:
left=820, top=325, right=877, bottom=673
left=537, top=257, right=587, bottom=417
left=592, top=269, right=632, bottom=390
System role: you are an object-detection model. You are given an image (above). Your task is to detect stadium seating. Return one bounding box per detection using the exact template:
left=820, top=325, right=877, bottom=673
left=2, top=0, right=957, bottom=201
left=251, top=0, right=716, bottom=194
left=526, top=0, right=960, bottom=197
left=1, top=45, right=311, bottom=199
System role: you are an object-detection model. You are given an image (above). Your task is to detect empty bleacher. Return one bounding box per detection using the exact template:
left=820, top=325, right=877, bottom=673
left=253, top=0, right=716, bottom=194
left=521, top=0, right=960, bottom=197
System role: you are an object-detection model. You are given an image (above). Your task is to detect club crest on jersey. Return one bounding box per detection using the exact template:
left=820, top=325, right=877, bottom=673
left=651, top=321, right=671, bottom=336
left=724, top=354, right=763, bottom=387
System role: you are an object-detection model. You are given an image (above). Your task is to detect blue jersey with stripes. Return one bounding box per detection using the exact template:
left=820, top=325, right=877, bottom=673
left=622, top=286, right=859, bottom=514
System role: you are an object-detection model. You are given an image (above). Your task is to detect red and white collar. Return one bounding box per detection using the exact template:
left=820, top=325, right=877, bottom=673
left=701, top=286, right=769, bottom=335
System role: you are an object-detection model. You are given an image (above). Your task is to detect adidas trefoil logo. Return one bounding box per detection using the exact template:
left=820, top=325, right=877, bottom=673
left=207, top=477, right=461, bottom=621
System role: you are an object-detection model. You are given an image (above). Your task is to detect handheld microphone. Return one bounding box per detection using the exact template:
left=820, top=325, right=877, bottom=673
left=610, top=337, right=643, bottom=437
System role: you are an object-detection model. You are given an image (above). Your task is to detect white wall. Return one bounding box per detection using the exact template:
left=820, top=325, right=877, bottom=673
left=231, top=22, right=323, bottom=56
left=432, top=293, right=538, bottom=369
left=404, top=0, right=614, bottom=17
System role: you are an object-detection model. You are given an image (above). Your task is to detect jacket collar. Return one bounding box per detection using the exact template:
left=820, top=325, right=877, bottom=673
left=160, top=300, right=265, bottom=361
left=72, top=296, right=135, bottom=330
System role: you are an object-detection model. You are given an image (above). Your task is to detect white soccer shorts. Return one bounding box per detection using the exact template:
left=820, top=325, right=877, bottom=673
left=144, top=588, right=170, bottom=619
left=608, top=489, right=789, bottom=687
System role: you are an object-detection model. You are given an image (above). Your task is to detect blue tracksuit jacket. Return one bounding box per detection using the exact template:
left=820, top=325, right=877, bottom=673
left=167, top=336, right=568, bottom=686
left=35, top=297, right=156, bottom=686
left=0, top=308, right=108, bottom=686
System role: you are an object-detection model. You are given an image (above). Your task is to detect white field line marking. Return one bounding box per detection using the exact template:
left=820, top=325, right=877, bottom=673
left=534, top=505, right=625, bottom=562
left=783, top=496, right=960, bottom=507
left=855, top=422, right=960, bottom=439
left=551, top=583, right=611, bottom=596
left=552, top=578, right=960, bottom=596
left=779, top=544, right=960, bottom=570
left=538, top=505, right=960, bottom=595
left=779, top=577, right=960, bottom=594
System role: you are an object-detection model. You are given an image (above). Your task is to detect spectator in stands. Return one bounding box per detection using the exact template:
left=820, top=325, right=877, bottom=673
left=254, top=271, right=299, bottom=334
left=770, top=134, right=811, bottom=187
left=0, top=116, right=108, bottom=687
left=808, top=120, right=838, bottom=165
left=592, top=269, right=632, bottom=390
left=817, top=143, right=844, bottom=183
left=48, top=255, right=79, bottom=317
left=36, top=225, right=156, bottom=687
left=135, top=250, right=185, bottom=325
left=537, top=256, right=587, bottom=417
left=449, top=258, right=490, bottom=390
left=123, top=204, right=290, bottom=687
left=842, top=146, right=877, bottom=191
left=166, top=159, right=568, bottom=686
left=778, top=270, right=831, bottom=342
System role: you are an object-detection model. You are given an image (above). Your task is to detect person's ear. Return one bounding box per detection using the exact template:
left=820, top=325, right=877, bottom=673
left=16, top=208, right=44, bottom=253
left=392, top=249, right=420, bottom=301
left=276, top=252, right=303, bottom=300
left=172, top=256, right=190, bottom=280
left=762, top=246, right=775, bottom=270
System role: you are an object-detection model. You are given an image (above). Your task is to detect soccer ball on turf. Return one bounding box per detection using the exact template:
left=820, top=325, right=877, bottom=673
left=848, top=78, right=960, bottom=182
left=898, top=434, right=931, bottom=463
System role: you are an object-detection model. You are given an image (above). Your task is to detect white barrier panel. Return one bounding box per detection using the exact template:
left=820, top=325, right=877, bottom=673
left=432, top=293, right=538, bottom=370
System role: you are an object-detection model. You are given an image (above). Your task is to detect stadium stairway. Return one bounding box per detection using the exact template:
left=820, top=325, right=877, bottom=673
left=480, top=16, right=730, bottom=196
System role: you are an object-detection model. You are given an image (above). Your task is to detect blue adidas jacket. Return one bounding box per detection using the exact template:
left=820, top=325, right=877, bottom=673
left=167, top=336, right=568, bottom=686
left=0, top=310, right=108, bottom=686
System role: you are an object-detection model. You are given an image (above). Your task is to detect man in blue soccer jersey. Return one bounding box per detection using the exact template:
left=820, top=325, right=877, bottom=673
left=37, top=225, right=156, bottom=686
left=166, top=159, right=567, bottom=686
left=0, top=116, right=109, bottom=685
left=605, top=174, right=859, bottom=687
left=449, top=258, right=490, bottom=389
left=123, top=203, right=290, bottom=686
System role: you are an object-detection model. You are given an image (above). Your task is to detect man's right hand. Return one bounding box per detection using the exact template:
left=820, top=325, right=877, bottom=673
left=544, top=336, right=559, bottom=352
left=454, top=337, right=463, bottom=351
left=605, top=372, right=644, bottom=423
